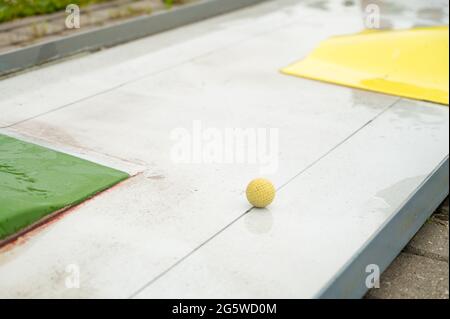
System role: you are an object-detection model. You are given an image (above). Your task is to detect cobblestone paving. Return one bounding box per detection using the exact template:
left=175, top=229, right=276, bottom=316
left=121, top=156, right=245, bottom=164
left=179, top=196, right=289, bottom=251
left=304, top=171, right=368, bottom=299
left=366, top=197, right=449, bottom=299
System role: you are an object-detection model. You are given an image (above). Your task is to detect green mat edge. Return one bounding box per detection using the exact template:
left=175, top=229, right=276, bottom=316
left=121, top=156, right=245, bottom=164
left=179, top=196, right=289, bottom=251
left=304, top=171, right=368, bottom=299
left=0, top=134, right=130, bottom=240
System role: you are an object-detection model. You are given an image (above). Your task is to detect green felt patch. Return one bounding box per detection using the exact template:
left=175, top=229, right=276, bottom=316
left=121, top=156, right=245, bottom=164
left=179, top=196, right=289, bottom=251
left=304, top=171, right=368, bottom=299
left=0, top=134, right=129, bottom=240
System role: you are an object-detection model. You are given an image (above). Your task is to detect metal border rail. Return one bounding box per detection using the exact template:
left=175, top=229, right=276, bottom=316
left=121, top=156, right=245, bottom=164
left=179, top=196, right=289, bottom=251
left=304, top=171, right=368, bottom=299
left=317, top=157, right=449, bottom=298
left=0, top=0, right=268, bottom=76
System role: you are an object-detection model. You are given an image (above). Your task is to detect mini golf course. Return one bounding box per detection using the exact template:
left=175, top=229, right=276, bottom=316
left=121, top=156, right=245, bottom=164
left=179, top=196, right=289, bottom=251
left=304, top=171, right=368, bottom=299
left=0, top=0, right=448, bottom=299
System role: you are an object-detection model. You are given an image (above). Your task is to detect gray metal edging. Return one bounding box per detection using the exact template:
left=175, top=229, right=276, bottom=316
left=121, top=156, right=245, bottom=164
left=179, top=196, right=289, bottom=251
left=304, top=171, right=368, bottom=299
left=0, top=0, right=268, bottom=76
left=316, top=156, right=449, bottom=299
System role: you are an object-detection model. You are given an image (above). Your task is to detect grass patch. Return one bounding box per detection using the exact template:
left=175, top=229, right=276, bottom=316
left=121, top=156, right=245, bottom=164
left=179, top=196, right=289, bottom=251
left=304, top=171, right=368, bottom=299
left=0, top=0, right=180, bottom=23
left=0, top=0, right=109, bottom=23
left=0, top=134, right=129, bottom=240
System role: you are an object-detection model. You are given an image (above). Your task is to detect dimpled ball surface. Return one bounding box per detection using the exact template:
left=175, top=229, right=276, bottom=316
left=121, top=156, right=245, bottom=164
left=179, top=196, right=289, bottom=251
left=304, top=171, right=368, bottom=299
left=246, top=178, right=275, bottom=208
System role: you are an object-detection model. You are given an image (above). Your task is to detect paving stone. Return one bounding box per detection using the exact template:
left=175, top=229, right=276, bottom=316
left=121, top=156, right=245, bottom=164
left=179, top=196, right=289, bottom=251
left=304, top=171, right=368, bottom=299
left=365, top=253, right=449, bottom=299
left=434, top=197, right=449, bottom=221
left=405, top=219, right=449, bottom=262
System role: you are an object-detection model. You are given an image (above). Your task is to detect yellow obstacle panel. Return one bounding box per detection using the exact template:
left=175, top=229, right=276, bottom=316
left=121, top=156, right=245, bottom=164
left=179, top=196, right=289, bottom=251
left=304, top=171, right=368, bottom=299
left=282, top=26, right=449, bottom=105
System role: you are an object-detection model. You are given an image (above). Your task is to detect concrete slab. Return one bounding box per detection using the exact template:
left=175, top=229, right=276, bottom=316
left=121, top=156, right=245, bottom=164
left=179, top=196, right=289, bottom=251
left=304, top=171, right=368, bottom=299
left=134, top=100, right=448, bottom=298
left=0, top=0, right=363, bottom=127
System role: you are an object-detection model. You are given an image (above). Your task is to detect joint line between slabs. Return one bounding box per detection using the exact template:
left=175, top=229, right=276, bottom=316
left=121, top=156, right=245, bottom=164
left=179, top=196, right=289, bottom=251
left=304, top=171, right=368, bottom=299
left=1, top=17, right=301, bottom=130
left=128, top=97, right=400, bottom=298
left=277, top=97, right=401, bottom=192
left=128, top=208, right=253, bottom=299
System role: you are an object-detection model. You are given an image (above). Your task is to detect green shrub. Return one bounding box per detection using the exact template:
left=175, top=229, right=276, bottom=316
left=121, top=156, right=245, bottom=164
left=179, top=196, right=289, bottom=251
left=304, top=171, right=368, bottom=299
left=0, top=0, right=104, bottom=23
left=0, top=0, right=178, bottom=23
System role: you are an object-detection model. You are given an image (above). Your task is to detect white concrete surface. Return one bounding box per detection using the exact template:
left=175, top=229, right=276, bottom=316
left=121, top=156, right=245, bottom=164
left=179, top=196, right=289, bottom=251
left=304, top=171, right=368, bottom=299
left=0, top=0, right=448, bottom=298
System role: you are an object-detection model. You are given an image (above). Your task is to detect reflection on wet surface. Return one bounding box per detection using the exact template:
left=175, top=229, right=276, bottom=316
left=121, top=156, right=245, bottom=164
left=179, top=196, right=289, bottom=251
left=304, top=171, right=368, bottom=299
left=390, top=100, right=448, bottom=125
left=305, top=0, right=329, bottom=11
left=374, top=175, right=426, bottom=215
left=362, top=0, right=448, bottom=29
left=244, top=209, right=274, bottom=234
left=304, top=0, right=448, bottom=29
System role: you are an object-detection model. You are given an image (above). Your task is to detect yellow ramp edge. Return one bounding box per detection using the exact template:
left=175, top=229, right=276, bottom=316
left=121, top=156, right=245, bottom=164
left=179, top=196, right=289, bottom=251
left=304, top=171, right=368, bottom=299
left=282, top=26, right=449, bottom=105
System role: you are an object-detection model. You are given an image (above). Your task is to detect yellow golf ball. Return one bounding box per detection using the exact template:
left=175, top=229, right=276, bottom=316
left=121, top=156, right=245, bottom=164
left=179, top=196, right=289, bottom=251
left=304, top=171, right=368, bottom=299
left=246, top=178, right=276, bottom=208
